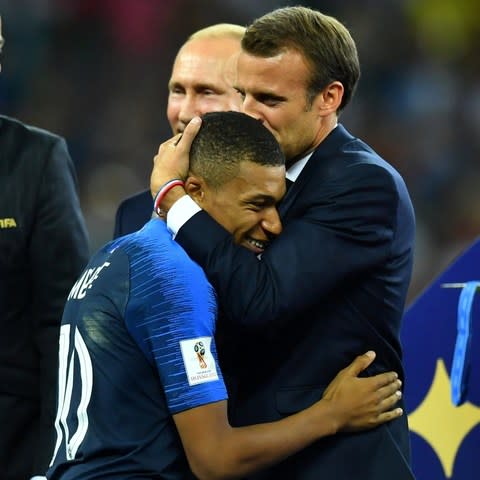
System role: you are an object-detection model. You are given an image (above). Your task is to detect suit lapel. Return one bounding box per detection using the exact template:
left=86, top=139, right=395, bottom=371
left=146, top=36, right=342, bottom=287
left=278, top=124, right=355, bottom=218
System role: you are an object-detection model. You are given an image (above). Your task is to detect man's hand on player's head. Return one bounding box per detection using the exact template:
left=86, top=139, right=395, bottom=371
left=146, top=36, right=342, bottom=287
left=150, top=117, right=202, bottom=212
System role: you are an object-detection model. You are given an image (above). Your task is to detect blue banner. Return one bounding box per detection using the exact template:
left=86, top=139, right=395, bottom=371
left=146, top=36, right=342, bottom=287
left=402, top=239, right=480, bottom=479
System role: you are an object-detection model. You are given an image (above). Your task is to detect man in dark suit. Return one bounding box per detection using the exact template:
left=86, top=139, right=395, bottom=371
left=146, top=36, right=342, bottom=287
left=150, top=6, right=415, bottom=479
left=113, top=23, right=245, bottom=238
left=0, top=15, right=90, bottom=480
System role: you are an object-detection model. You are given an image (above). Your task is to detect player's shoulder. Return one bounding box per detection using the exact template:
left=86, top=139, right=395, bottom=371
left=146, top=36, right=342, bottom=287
left=123, top=220, right=208, bottom=284
left=115, top=219, right=177, bottom=264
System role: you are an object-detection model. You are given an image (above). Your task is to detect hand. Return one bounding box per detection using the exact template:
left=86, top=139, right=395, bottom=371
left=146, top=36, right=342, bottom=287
left=322, top=351, right=403, bottom=433
left=150, top=117, right=202, bottom=198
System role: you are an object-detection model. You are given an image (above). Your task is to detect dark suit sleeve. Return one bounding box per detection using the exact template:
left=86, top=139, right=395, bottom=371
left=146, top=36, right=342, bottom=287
left=29, top=137, right=89, bottom=473
left=176, top=163, right=401, bottom=330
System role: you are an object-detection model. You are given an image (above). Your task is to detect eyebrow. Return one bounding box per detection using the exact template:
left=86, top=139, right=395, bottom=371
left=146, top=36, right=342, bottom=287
left=234, top=85, right=286, bottom=102
left=168, top=80, right=221, bottom=92
left=243, top=194, right=280, bottom=205
left=256, top=91, right=287, bottom=102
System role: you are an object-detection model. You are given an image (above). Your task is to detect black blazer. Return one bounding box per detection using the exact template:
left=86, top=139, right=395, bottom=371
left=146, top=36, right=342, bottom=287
left=175, top=125, right=416, bottom=479
left=0, top=115, right=89, bottom=478
left=113, top=189, right=153, bottom=239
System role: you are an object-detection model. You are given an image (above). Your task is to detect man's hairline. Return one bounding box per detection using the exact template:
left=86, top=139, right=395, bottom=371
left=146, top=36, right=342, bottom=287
left=188, top=158, right=284, bottom=191
left=187, top=23, right=245, bottom=43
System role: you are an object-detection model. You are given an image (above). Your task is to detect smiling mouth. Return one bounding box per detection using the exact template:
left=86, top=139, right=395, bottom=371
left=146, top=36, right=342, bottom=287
left=245, top=237, right=269, bottom=253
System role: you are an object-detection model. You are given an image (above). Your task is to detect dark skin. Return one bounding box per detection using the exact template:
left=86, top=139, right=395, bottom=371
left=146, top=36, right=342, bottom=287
left=173, top=351, right=402, bottom=480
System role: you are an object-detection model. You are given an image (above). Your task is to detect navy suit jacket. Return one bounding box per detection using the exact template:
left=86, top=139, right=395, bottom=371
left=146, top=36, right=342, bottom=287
left=175, top=124, right=416, bottom=479
left=113, top=189, right=152, bottom=238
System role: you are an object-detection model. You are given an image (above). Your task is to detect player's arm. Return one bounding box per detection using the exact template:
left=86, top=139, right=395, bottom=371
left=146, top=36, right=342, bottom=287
left=173, top=351, right=402, bottom=480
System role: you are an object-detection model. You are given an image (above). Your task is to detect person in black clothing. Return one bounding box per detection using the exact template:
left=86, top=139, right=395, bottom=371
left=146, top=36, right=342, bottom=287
left=0, top=16, right=90, bottom=480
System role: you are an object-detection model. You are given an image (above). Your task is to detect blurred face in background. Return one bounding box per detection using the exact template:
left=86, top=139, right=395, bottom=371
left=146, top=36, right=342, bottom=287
left=167, top=36, right=242, bottom=134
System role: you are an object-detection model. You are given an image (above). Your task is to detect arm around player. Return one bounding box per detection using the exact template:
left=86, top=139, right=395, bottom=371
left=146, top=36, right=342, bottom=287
left=173, top=351, right=401, bottom=479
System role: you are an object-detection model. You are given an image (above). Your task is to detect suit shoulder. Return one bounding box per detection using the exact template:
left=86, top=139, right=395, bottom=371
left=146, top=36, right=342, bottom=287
left=117, top=189, right=152, bottom=210
left=114, top=189, right=154, bottom=238
left=312, top=131, right=410, bottom=204
left=320, top=125, right=395, bottom=176
left=116, top=189, right=153, bottom=219
left=0, top=114, right=64, bottom=146
left=0, top=115, right=71, bottom=177
left=338, top=135, right=404, bottom=182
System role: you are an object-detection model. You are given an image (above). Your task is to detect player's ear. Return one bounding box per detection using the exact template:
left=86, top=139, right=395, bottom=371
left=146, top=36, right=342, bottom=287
left=184, top=174, right=206, bottom=204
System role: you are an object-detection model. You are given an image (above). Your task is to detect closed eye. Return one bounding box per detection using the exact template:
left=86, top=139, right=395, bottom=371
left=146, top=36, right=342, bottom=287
left=234, top=87, right=246, bottom=100
left=245, top=198, right=278, bottom=211
left=169, top=84, right=185, bottom=95
left=256, top=94, right=284, bottom=107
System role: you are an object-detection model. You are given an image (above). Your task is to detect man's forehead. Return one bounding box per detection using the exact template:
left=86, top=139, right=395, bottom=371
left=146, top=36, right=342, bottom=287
left=170, top=40, right=240, bottom=88
left=236, top=49, right=310, bottom=91
left=223, top=51, right=240, bottom=86
left=235, top=162, right=286, bottom=196
left=179, top=37, right=241, bottom=64
left=237, top=50, right=288, bottom=72
left=169, top=58, right=221, bottom=88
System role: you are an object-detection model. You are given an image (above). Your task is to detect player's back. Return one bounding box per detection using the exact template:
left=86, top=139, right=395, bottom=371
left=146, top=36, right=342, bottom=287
left=46, top=219, right=216, bottom=479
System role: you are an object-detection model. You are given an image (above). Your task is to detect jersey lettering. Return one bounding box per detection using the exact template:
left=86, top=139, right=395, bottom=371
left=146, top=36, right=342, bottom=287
left=68, top=262, right=110, bottom=300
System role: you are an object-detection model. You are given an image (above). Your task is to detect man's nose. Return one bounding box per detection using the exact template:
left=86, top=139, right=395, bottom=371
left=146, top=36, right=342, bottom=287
left=241, top=96, right=263, bottom=123
left=262, top=208, right=282, bottom=237
left=178, top=95, right=199, bottom=125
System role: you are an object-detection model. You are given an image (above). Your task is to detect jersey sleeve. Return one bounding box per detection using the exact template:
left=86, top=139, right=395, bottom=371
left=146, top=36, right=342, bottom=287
left=122, top=228, right=227, bottom=414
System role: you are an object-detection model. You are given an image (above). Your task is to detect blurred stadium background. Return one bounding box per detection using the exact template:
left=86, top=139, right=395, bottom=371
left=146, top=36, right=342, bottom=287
left=1, top=0, right=479, bottom=304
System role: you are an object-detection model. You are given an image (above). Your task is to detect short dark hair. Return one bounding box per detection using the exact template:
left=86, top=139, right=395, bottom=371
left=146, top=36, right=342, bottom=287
left=190, top=111, right=285, bottom=189
left=242, top=6, right=360, bottom=111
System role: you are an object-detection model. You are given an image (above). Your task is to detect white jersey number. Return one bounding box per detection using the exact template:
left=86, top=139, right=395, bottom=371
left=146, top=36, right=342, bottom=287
left=50, top=324, right=93, bottom=466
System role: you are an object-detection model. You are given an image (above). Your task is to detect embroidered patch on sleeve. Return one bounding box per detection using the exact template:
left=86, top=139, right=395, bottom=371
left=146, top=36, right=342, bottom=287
left=180, top=337, right=220, bottom=386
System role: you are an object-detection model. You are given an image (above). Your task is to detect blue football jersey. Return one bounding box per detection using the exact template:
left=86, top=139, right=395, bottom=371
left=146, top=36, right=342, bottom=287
left=47, top=219, right=227, bottom=479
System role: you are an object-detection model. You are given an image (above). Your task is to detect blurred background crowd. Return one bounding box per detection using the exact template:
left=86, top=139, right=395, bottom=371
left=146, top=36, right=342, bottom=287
left=1, top=0, right=479, bottom=304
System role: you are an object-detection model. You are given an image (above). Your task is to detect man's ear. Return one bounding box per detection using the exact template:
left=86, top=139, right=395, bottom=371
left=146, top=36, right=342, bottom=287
left=184, top=175, right=206, bottom=204
left=312, top=80, right=344, bottom=116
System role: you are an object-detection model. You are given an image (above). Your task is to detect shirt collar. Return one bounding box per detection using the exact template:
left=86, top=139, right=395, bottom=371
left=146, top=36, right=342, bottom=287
left=286, top=151, right=313, bottom=182
left=285, top=124, right=338, bottom=182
